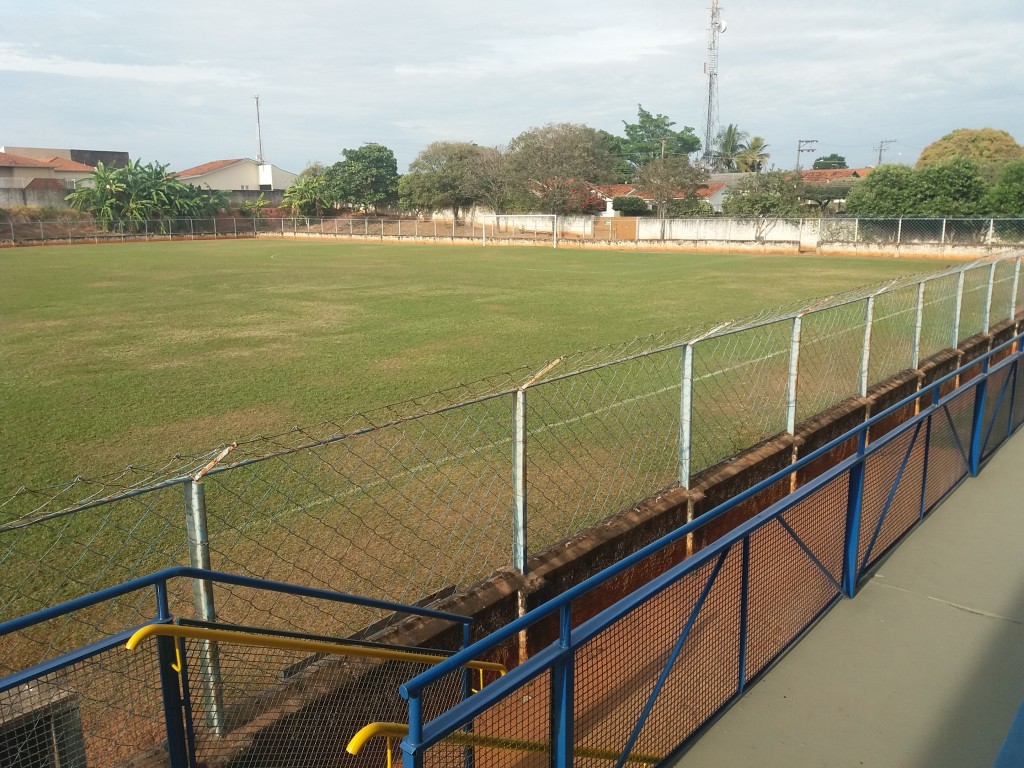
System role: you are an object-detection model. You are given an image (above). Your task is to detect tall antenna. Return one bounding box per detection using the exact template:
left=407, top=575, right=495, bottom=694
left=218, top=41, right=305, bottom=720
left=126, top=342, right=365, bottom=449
left=701, top=0, right=726, bottom=168
left=254, top=95, right=265, bottom=164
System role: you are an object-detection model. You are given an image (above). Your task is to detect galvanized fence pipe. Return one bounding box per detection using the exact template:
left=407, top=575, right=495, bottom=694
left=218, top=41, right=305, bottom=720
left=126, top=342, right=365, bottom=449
left=859, top=295, right=875, bottom=397
left=786, top=314, right=803, bottom=434
left=953, top=270, right=966, bottom=346
left=512, top=389, right=527, bottom=574
left=912, top=282, right=926, bottom=369
left=678, top=343, right=695, bottom=490
left=985, top=262, right=997, bottom=332
left=183, top=480, right=226, bottom=736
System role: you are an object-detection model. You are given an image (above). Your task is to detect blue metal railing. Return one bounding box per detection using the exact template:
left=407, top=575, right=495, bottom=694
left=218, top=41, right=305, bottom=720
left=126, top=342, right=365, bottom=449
left=1, top=334, right=1021, bottom=768
left=396, top=333, right=1024, bottom=768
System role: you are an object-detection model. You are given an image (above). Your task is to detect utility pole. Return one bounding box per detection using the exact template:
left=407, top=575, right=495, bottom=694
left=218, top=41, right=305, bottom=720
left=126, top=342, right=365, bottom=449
left=700, top=1, right=726, bottom=169
left=254, top=95, right=265, bottom=164
left=874, top=139, right=897, bottom=165
left=795, top=139, right=818, bottom=171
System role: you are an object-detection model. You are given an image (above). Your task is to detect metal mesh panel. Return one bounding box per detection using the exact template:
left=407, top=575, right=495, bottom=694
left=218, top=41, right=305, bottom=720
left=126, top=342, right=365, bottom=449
left=183, top=639, right=462, bottom=768
left=1014, top=361, right=1024, bottom=431
left=990, top=260, right=1017, bottom=328
left=744, top=474, right=846, bottom=682
left=525, top=350, right=681, bottom=555
left=690, top=322, right=790, bottom=474
left=869, top=285, right=918, bottom=383
left=201, top=396, right=513, bottom=636
left=858, top=425, right=927, bottom=574
left=0, top=642, right=164, bottom=767
left=923, top=389, right=974, bottom=513
left=919, top=274, right=959, bottom=360
left=796, top=302, right=866, bottom=421
left=423, top=671, right=552, bottom=768
left=981, top=365, right=1015, bottom=459
left=959, top=267, right=991, bottom=341
left=0, top=486, right=191, bottom=674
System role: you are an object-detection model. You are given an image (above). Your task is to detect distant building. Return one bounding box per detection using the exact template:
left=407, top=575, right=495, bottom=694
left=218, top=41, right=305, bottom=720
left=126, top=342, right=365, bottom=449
left=1, top=146, right=128, bottom=170
left=173, top=158, right=297, bottom=191
left=591, top=180, right=730, bottom=215
left=0, top=150, right=96, bottom=190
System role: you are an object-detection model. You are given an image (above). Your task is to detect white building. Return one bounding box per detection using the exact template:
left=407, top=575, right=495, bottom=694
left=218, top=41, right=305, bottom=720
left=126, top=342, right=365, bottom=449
left=173, top=158, right=297, bottom=191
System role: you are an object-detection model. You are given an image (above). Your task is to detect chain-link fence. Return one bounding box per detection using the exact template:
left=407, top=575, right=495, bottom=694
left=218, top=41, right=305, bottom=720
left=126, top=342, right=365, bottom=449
left=4, top=215, right=1024, bottom=250
left=2, top=254, right=1022, bottom=684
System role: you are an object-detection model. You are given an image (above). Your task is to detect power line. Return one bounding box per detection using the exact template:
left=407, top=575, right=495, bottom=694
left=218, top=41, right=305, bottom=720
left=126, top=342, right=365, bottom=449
left=795, top=139, right=818, bottom=170
left=874, top=139, right=897, bottom=165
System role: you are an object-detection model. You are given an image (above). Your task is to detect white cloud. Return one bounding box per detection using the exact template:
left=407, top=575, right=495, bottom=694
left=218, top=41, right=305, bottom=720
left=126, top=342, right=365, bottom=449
left=0, top=44, right=251, bottom=85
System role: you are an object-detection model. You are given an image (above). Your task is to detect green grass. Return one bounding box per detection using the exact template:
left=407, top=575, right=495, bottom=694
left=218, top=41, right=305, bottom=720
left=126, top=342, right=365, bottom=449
left=0, top=239, right=948, bottom=502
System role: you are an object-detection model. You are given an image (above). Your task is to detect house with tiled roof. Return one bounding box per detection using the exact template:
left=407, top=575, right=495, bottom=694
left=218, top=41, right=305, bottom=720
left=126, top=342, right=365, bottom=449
left=798, top=167, right=872, bottom=212
left=173, top=158, right=297, bottom=191
left=591, top=179, right=731, bottom=215
left=0, top=151, right=94, bottom=190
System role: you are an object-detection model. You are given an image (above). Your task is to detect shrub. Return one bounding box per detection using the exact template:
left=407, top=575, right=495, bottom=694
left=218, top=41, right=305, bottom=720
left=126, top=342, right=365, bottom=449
left=612, top=196, right=651, bottom=216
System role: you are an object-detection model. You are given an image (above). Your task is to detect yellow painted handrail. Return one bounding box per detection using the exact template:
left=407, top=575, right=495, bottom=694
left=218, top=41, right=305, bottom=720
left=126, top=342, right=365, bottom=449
left=126, top=624, right=506, bottom=676
left=346, top=722, right=661, bottom=765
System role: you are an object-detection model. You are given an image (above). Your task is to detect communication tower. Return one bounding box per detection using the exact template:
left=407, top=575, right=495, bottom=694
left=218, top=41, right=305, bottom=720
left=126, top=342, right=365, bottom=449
left=701, top=1, right=726, bottom=168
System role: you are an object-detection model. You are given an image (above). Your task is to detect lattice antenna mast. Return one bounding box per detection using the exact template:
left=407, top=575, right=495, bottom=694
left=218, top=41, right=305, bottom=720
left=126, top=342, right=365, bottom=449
left=254, top=94, right=265, bottom=165
left=701, top=0, right=725, bottom=168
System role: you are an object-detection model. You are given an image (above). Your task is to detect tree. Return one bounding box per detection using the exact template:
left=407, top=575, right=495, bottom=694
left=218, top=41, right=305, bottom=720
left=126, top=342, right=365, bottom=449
left=721, top=171, right=804, bottom=217
left=66, top=159, right=224, bottom=230
left=240, top=192, right=270, bottom=220
left=466, top=146, right=523, bottom=214
left=917, top=128, right=1024, bottom=176
left=844, top=165, right=918, bottom=216
left=803, top=181, right=860, bottom=215
left=618, top=105, right=701, bottom=173
left=398, top=142, right=479, bottom=221
left=713, top=124, right=749, bottom=172
left=282, top=163, right=335, bottom=216
left=913, top=157, right=988, bottom=216
left=329, top=143, right=400, bottom=212
left=507, top=123, right=617, bottom=214
left=736, top=136, right=770, bottom=173
left=813, top=153, right=848, bottom=170
left=985, top=160, right=1024, bottom=216
left=634, top=157, right=709, bottom=217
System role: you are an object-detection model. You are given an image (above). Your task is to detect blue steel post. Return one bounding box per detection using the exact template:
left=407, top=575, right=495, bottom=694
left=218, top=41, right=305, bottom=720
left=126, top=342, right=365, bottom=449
left=461, top=622, right=475, bottom=768
left=969, top=356, right=990, bottom=476
left=918, top=403, right=934, bottom=521
left=157, top=634, right=191, bottom=768
left=403, top=695, right=425, bottom=768
left=842, top=431, right=867, bottom=597
left=737, top=535, right=750, bottom=693
left=551, top=603, right=574, bottom=768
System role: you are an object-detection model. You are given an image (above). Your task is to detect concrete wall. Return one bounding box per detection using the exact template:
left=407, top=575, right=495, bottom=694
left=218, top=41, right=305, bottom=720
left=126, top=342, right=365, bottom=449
left=0, top=187, right=70, bottom=208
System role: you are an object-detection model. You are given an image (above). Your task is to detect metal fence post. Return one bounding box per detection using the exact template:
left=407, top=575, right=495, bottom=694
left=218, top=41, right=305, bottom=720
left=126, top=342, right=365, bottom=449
left=512, top=389, right=528, bottom=573
left=854, top=218, right=859, bottom=242
left=969, top=356, right=990, bottom=476
left=984, top=262, right=997, bottom=333
left=988, top=218, right=995, bottom=246
left=940, top=218, right=946, bottom=245
left=550, top=604, right=575, bottom=768
left=786, top=314, right=803, bottom=434
left=952, top=270, right=966, bottom=347
left=184, top=480, right=226, bottom=737
left=859, top=296, right=875, bottom=396
left=679, top=343, right=695, bottom=489
left=1012, top=258, right=1021, bottom=321
left=897, top=217, right=903, bottom=245
left=842, top=432, right=867, bottom=597
left=912, top=282, right=926, bottom=369
left=553, top=216, right=559, bottom=249
left=212, top=218, right=217, bottom=237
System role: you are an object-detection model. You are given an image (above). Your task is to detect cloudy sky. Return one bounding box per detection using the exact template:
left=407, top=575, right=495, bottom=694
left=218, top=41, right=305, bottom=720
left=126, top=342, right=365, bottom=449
left=2, top=0, right=1021, bottom=173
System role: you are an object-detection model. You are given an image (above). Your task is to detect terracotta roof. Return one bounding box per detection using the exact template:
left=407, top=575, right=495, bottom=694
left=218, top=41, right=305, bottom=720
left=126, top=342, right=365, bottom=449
left=41, top=156, right=96, bottom=172
left=174, top=158, right=251, bottom=178
left=0, top=151, right=53, bottom=169
left=595, top=181, right=726, bottom=200
left=799, top=168, right=872, bottom=183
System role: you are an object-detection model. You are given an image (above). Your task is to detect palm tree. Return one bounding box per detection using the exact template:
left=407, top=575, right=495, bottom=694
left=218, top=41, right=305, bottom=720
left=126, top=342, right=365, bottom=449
left=713, top=124, right=749, bottom=172
left=737, top=137, right=771, bottom=173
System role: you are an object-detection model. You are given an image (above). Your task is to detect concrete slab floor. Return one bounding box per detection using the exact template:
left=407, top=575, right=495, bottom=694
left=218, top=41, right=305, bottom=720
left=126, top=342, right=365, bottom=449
left=675, top=430, right=1024, bottom=768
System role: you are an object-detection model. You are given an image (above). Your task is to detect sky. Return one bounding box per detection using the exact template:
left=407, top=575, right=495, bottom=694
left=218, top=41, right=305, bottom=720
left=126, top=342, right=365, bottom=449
left=2, top=0, right=1022, bottom=174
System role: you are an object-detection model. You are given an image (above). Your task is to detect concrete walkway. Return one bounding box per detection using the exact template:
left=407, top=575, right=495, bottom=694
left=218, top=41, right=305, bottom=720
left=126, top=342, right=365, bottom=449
left=676, top=430, right=1024, bottom=768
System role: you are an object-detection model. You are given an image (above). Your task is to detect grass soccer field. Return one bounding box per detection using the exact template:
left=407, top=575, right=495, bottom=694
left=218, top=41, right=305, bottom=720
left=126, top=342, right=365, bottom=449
left=0, top=239, right=948, bottom=503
